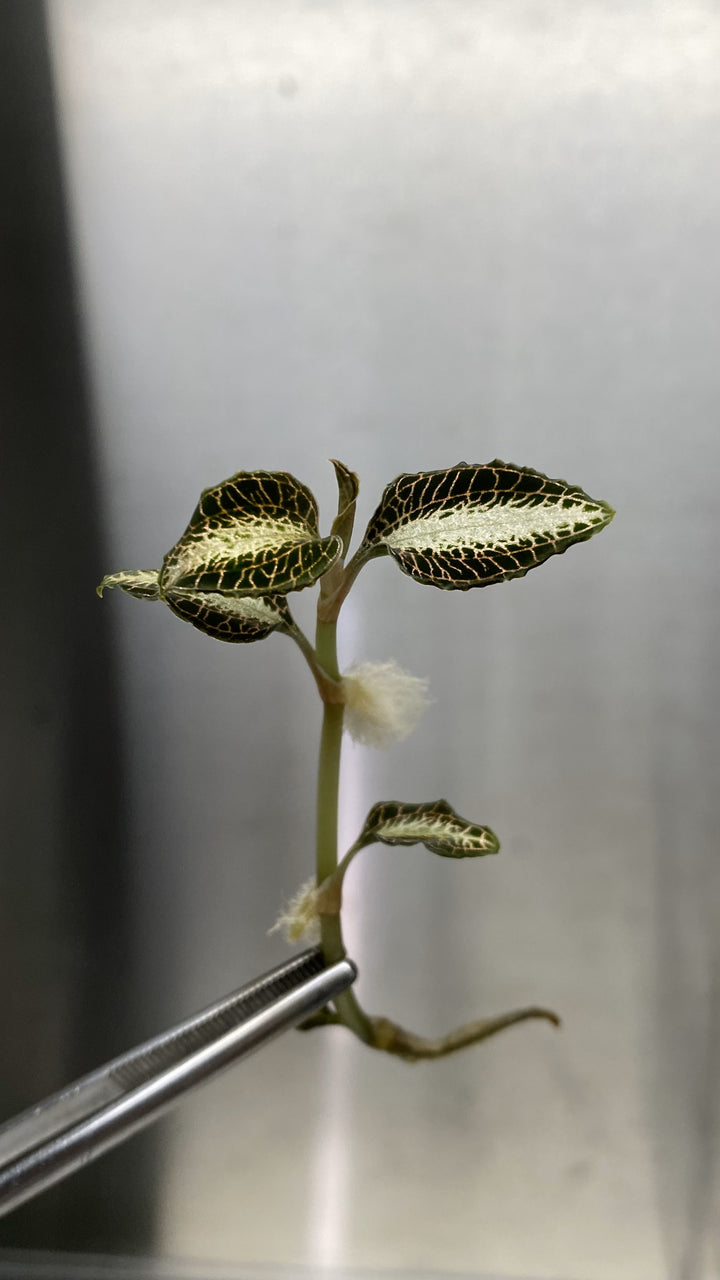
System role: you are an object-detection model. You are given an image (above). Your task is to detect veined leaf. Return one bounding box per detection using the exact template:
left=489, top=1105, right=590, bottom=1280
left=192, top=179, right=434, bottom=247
left=165, top=590, right=292, bottom=643
left=359, top=461, right=614, bottom=590
left=97, top=569, right=292, bottom=643
left=160, top=470, right=342, bottom=598
left=97, top=570, right=161, bottom=600
left=354, top=800, right=499, bottom=859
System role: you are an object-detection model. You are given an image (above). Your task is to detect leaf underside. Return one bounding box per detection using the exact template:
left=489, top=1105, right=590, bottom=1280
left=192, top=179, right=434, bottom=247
left=97, top=568, right=291, bottom=642
left=165, top=590, right=292, bottom=643
left=360, top=460, right=614, bottom=589
left=356, top=800, right=500, bottom=858
left=160, top=470, right=342, bottom=597
left=96, top=570, right=161, bottom=600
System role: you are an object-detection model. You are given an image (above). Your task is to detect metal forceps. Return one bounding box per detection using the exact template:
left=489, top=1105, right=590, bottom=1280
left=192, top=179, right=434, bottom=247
left=0, top=947, right=356, bottom=1217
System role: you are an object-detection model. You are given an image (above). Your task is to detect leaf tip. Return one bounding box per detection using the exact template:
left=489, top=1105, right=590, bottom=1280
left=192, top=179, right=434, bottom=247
left=96, top=570, right=161, bottom=601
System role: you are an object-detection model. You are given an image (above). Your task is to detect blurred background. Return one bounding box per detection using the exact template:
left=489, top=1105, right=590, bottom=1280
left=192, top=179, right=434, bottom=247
left=1, top=2, right=719, bottom=1278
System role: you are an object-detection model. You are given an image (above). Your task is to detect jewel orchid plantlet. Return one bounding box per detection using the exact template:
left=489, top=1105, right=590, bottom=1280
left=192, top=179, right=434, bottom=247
left=99, top=460, right=614, bottom=1062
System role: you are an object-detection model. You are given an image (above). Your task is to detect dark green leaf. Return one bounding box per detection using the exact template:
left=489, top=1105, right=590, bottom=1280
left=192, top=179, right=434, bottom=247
left=354, top=799, right=500, bottom=858
left=359, top=461, right=614, bottom=590
left=165, top=590, right=292, bottom=643
left=160, top=470, right=342, bottom=598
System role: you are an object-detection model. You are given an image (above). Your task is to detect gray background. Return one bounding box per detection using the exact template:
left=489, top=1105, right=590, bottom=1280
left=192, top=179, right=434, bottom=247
left=2, top=2, right=719, bottom=1277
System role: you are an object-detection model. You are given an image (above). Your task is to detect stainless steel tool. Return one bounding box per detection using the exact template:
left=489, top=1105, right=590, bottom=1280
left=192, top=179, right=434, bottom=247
left=0, top=946, right=356, bottom=1216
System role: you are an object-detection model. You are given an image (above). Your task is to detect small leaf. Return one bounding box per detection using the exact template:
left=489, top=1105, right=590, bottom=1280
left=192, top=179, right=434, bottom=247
left=329, top=458, right=359, bottom=558
left=160, top=470, right=342, bottom=598
left=354, top=799, right=499, bottom=859
left=359, top=461, right=614, bottom=590
left=165, top=590, right=292, bottom=643
left=330, top=458, right=359, bottom=514
left=97, top=570, right=161, bottom=600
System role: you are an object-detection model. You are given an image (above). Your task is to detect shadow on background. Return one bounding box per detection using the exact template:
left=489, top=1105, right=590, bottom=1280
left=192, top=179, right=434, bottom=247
left=0, top=1, right=160, bottom=1254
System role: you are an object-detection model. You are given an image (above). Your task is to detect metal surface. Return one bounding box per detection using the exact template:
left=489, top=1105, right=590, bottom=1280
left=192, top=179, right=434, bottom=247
left=0, top=1252, right=531, bottom=1280
left=1, top=1, right=718, bottom=1276
left=0, top=952, right=356, bottom=1216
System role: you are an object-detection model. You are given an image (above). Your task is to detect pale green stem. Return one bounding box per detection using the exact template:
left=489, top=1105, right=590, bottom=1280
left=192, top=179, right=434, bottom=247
left=316, top=544, right=385, bottom=622
left=311, top=559, right=556, bottom=1060
left=286, top=619, right=343, bottom=703
left=336, top=840, right=363, bottom=879
left=315, top=615, right=373, bottom=1044
left=316, top=839, right=363, bottom=908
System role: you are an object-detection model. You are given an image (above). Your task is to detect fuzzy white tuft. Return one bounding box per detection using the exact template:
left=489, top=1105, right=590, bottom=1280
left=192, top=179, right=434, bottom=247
left=270, top=878, right=321, bottom=944
left=342, top=660, right=430, bottom=748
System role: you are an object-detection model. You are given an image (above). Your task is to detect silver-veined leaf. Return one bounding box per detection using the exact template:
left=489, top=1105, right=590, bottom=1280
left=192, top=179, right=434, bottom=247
left=359, top=461, right=614, bottom=589
left=97, top=569, right=292, bottom=643
left=97, top=570, right=161, bottom=600
left=354, top=800, right=499, bottom=859
left=160, top=470, right=342, bottom=598
left=164, top=590, right=292, bottom=643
